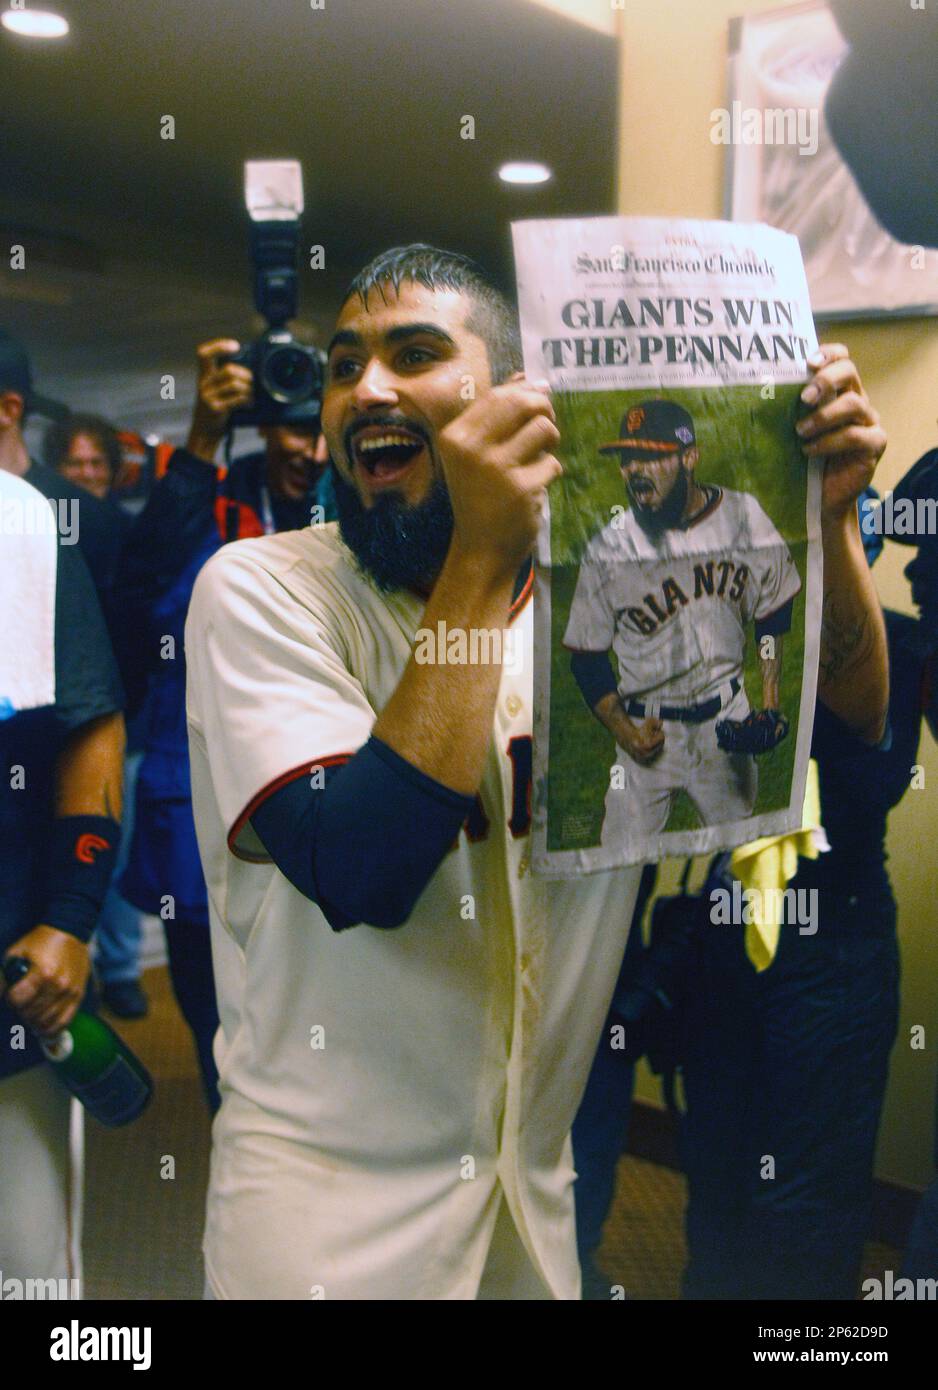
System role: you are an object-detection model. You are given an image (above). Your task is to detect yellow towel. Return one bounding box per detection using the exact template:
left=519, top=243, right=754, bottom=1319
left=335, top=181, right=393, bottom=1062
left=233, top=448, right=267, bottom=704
left=730, top=760, right=825, bottom=971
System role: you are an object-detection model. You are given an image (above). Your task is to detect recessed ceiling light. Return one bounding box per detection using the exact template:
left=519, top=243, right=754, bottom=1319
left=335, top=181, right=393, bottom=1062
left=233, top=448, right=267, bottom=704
left=2, top=8, right=69, bottom=38
left=498, top=162, right=552, bottom=186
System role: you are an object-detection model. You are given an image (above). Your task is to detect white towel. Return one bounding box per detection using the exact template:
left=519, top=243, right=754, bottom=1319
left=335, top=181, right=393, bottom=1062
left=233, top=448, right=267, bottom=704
left=0, top=469, right=57, bottom=718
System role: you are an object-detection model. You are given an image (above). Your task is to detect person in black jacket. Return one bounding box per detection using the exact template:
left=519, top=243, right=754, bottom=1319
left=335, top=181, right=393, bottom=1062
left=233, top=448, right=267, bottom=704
left=114, top=336, right=335, bottom=1111
left=679, top=477, right=934, bottom=1301
left=0, top=334, right=126, bottom=644
left=892, top=450, right=938, bottom=1284
left=0, top=467, right=125, bottom=1289
left=44, top=411, right=150, bottom=1020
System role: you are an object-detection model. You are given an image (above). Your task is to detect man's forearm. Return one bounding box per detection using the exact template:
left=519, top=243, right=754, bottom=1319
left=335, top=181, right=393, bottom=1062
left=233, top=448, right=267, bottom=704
left=54, top=712, right=126, bottom=819
left=818, top=508, right=888, bottom=742
left=592, top=690, right=631, bottom=745
left=371, top=541, right=518, bottom=796
left=759, top=636, right=783, bottom=710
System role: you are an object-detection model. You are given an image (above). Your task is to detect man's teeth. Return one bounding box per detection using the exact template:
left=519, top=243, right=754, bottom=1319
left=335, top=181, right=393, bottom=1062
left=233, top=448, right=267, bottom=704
left=357, top=433, right=420, bottom=453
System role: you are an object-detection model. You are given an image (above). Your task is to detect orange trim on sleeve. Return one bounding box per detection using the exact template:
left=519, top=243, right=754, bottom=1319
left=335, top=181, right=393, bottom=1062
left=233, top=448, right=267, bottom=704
left=508, top=566, right=533, bottom=624
left=227, top=752, right=355, bottom=860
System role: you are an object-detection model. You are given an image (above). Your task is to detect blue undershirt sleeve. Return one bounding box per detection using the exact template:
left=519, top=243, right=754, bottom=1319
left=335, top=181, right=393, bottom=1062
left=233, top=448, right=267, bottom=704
left=569, top=649, right=618, bottom=711
left=754, top=596, right=795, bottom=641
left=249, top=735, right=475, bottom=932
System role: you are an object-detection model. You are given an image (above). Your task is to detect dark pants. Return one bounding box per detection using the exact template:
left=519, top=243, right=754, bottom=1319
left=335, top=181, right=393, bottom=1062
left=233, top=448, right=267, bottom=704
left=681, top=902, right=899, bottom=1301
left=164, top=918, right=221, bottom=1114
left=901, top=1071, right=938, bottom=1282
left=902, top=1179, right=938, bottom=1281
left=572, top=916, right=645, bottom=1262
left=572, top=1026, right=636, bottom=1263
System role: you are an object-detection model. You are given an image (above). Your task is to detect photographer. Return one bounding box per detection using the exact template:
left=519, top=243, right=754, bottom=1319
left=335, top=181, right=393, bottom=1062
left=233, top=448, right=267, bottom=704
left=186, top=338, right=333, bottom=530
left=116, top=338, right=335, bottom=1111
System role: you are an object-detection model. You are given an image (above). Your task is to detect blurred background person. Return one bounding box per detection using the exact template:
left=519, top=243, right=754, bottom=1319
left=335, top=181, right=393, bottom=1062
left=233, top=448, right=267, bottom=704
left=572, top=484, right=917, bottom=1302
left=45, top=412, right=149, bottom=1019
left=45, top=411, right=124, bottom=502
left=678, top=485, right=929, bottom=1301
left=0, top=461, right=125, bottom=1290
left=0, top=334, right=124, bottom=635
left=892, top=450, right=938, bottom=1283
left=115, top=337, right=334, bottom=1111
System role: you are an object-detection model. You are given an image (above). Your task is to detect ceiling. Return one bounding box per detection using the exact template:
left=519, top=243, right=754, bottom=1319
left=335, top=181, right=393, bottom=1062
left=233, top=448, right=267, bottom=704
left=0, top=0, right=618, bottom=438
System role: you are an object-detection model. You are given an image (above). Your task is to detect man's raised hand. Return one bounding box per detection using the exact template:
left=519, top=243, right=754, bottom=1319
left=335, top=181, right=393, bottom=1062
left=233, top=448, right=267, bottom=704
left=439, top=377, right=561, bottom=577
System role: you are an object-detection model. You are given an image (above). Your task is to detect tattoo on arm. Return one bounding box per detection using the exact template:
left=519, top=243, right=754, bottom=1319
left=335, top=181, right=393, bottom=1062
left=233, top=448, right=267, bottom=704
left=819, top=593, right=873, bottom=685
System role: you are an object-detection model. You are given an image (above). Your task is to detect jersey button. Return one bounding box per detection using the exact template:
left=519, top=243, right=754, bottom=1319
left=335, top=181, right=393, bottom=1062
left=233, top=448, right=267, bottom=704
left=518, top=851, right=530, bottom=878
left=506, top=694, right=522, bottom=719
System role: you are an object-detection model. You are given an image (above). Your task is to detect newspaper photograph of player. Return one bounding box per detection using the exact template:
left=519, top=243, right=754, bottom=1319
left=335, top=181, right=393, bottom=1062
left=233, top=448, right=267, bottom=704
left=558, top=388, right=804, bottom=855
left=512, top=215, right=822, bottom=875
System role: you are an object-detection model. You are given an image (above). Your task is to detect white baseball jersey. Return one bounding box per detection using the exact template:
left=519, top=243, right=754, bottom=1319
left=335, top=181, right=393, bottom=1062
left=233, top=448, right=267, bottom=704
left=185, top=522, right=642, bottom=1300
left=564, top=488, right=801, bottom=704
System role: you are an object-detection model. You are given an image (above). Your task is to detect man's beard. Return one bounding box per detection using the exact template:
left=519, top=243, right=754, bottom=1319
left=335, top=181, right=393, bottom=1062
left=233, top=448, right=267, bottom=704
left=332, top=467, right=454, bottom=593
left=629, top=465, right=690, bottom=539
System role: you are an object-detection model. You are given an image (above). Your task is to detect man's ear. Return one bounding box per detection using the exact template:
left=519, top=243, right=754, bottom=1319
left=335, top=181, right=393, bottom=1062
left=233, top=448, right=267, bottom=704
left=0, top=390, right=25, bottom=428
left=683, top=446, right=700, bottom=472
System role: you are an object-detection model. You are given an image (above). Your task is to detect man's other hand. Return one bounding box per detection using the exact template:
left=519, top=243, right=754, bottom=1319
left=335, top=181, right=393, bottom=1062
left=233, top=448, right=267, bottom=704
left=2, top=926, right=91, bottom=1037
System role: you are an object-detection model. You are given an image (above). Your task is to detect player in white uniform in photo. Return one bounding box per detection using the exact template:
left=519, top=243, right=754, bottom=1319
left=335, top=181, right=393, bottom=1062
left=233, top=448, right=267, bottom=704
left=564, top=401, right=801, bottom=845
left=185, top=242, right=886, bottom=1299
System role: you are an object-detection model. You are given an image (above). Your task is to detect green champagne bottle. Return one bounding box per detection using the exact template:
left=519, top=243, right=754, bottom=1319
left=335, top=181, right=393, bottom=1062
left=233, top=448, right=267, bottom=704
left=2, top=956, right=153, bottom=1126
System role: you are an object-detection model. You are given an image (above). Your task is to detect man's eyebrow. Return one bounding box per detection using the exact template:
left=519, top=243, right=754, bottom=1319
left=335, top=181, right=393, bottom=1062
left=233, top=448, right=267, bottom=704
left=327, top=322, right=457, bottom=357
left=327, top=328, right=362, bottom=357
left=384, top=323, right=456, bottom=348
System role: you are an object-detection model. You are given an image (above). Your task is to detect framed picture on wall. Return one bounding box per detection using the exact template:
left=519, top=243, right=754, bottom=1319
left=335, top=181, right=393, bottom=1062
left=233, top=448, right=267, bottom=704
left=724, top=0, right=938, bottom=320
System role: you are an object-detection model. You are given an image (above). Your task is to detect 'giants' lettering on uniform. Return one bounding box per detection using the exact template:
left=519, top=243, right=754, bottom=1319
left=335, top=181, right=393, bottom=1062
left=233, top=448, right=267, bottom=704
left=563, top=487, right=802, bottom=704
left=626, top=561, right=750, bottom=635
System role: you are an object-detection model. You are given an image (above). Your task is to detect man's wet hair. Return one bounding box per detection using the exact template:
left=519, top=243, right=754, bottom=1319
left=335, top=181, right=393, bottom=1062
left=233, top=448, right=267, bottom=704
left=343, top=244, right=523, bottom=385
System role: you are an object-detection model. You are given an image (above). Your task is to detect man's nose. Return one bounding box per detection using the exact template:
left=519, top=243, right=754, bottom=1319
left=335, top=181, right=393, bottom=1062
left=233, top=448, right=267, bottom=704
left=352, top=360, right=399, bottom=409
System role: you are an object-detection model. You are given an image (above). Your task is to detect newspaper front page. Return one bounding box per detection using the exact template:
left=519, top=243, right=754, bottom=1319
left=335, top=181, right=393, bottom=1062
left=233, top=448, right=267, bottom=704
left=511, top=216, right=822, bottom=875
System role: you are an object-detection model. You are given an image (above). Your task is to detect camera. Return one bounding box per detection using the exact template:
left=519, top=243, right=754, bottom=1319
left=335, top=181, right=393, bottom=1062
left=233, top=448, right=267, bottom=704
left=226, top=330, right=323, bottom=429
left=225, top=161, right=323, bottom=429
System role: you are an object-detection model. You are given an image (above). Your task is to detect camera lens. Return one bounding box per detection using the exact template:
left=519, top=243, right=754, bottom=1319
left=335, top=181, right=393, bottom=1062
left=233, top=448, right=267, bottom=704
left=261, top=343, right=315, bottom=404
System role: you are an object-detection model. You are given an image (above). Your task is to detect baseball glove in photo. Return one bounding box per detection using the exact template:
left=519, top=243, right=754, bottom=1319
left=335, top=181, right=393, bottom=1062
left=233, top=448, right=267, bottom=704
left=715, top=708, right=789, bottom=755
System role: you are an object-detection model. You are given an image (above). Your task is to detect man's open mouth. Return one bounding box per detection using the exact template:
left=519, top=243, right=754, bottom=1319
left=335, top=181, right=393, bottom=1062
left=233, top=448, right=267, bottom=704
left=629, top=478, right=655, bottom=501
left=351, top=426, right=427, bottom=483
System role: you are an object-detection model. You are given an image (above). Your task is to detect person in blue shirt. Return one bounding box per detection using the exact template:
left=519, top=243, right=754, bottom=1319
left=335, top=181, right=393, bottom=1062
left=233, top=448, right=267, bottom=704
left=117, top=337, right=335, bottom=1112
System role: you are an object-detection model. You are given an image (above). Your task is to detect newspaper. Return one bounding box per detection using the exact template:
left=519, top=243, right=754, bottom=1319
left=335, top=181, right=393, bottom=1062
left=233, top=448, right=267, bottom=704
left=511, top=216, right=821, bottom=875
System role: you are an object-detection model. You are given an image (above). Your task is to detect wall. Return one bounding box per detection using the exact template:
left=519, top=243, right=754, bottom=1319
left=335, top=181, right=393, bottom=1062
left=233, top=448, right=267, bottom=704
left=615, top=0, right=938, bottom=1189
